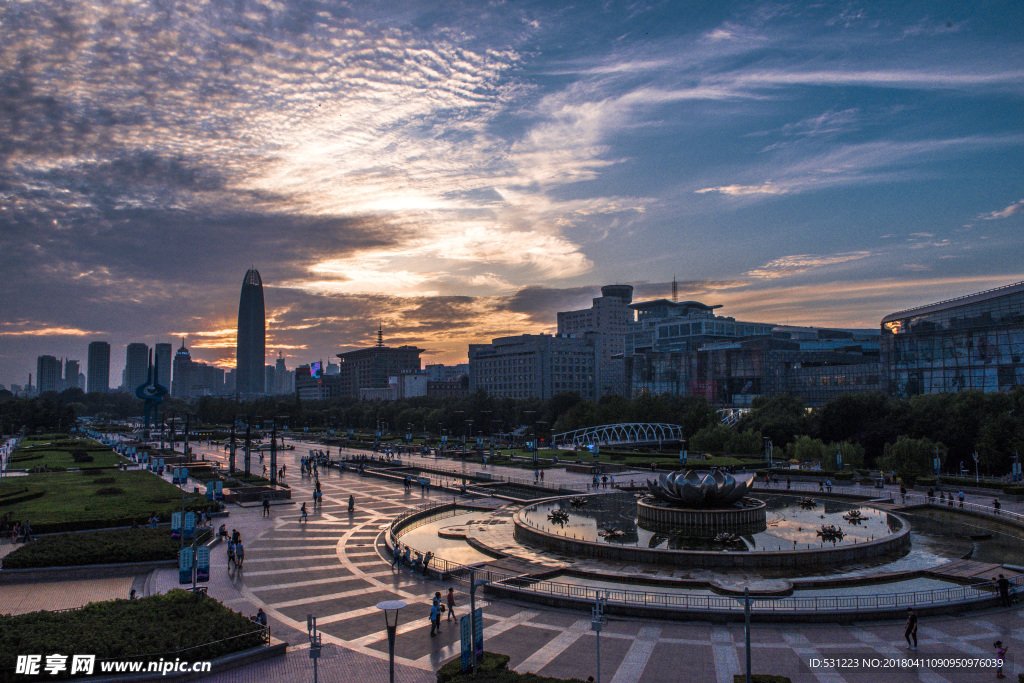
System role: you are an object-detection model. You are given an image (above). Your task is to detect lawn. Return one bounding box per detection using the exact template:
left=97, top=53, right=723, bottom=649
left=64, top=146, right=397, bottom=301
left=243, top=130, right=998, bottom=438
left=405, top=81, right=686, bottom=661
left=0, top=470, right=217, bottom=533
left=8, top=438, right=126, bottom=471
left=2, top=527, right=212, bottom=568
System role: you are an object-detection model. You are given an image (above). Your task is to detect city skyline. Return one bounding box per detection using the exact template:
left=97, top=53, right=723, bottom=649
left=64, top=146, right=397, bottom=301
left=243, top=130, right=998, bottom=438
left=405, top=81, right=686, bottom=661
left=1, top=1, right=1023, bottom=388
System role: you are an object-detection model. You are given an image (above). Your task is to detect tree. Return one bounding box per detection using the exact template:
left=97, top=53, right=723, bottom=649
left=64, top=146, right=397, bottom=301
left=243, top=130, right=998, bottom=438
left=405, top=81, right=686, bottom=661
left=737, top=394, right=808, bottom=448
left=878, top=436, right=945, bottom=484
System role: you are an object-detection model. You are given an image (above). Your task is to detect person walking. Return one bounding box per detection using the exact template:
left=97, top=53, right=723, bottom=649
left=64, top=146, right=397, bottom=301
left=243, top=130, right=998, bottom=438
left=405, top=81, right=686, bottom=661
left=958, top=491, right=965, bottom=508
left=900, top=484, right=907, bottom=504
left=227, top=540, right=236, bottom=569
left=993, top=498, right=1001, bottom=515
left=300, top=502, right=308, bottom=523
left=429, top=592, right=443, bottom=636
left=262, top=498, right=270, bottom=518
left=235, top=541, right=245, bottom=569
left=904, top=607, right=918, bottom=651
left=446, top=587, right=457, bottom=621
left=391, top=544, right=402, bottom=571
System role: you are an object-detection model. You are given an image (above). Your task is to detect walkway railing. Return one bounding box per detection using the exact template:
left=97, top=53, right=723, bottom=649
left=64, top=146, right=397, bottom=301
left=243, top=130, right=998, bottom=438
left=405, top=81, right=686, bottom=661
left=389, top=499, right=1022, bottom=614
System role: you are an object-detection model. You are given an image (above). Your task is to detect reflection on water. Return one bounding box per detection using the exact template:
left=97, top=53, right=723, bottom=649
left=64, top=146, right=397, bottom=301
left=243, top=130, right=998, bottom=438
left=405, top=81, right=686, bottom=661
left=523, top=493, right=897, bottom=551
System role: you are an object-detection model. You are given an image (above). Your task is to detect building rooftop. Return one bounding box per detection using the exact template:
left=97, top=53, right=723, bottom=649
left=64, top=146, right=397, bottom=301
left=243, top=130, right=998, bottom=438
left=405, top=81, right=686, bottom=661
left=880, top=280, right=1024, bottom=324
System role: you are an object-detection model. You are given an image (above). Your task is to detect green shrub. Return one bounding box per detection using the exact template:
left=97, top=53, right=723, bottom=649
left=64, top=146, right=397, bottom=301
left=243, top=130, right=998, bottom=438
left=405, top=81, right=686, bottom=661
left=71, top=450, right=94, bottom=463
left=439, top=652, right=592, bottom=683
left=95, top=487, right=125, bottom=496
left=2, top=527, right=211, bottom=568
left=90, top=477, right=116, bottom=484
left=0, top=590, right=265, bottom=680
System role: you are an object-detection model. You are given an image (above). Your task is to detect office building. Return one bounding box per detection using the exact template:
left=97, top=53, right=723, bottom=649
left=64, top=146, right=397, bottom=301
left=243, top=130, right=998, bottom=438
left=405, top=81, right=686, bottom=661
left=154, top=343, right=172, bottom=390
left=335, top=331, right=423, bottom=397
left=557, top=284, right=634, bottom=396
left=172, top=340, right=193, bottom=399
left=236, top=268, right=267, bottom=396
left=881, top=280, right=1024, bottom=396
left=87, top=341, right=110, bottom=393
left=469, top=333, right=599, bottom=400
left=36, top=355, right=61, bottom=394
left=124, top=343, right=149, bottom=392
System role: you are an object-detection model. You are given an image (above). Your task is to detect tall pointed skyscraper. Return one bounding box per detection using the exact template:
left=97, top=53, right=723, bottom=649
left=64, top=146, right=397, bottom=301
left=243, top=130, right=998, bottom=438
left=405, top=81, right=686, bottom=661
left=236, top=268, right=266, bottom=396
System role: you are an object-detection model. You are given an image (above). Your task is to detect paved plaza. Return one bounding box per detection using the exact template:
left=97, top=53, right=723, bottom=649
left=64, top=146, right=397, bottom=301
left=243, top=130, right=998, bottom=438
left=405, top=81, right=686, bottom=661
left=6, top=441, right=1023, bottom=682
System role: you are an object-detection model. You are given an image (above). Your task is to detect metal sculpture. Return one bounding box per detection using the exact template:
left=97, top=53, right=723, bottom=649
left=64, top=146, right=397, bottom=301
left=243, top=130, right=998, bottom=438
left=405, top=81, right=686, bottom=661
left=644, top=469, right=754, bottom=508
left=135, top=350, right=168, bottom=441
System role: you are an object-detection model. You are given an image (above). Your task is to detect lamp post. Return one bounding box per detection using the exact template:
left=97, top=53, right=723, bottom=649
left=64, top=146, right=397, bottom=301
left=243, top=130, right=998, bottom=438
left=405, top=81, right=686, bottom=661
left=465, top=419, right=473, bottom=460
left=376, top=600, right=407, bottom=683
left=973, top=450, right=980, bottom=484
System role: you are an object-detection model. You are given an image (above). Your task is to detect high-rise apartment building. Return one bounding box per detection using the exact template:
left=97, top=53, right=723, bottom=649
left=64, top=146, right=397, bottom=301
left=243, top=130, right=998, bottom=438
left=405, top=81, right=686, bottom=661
left=36, top=355, right=61, bottom=394
left=335, top=332, right=423, bottom=397
left=63, top=359, right=80, bottom=391
left=236, top=268, right=266, bottom=396
left=124, top=343, right=149, bottom=392
left=557, top=284, right=635, bottom=397
left=87, top=341, right=110, bottom=393
left=154, top=343, right=172, bottom=390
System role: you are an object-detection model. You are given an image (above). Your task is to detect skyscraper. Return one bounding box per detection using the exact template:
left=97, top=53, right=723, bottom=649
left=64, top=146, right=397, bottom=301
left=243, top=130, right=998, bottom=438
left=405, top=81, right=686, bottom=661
left=155, top=343, right=172, bottom=390
left=87, top=341, right=110, bottom=393
left=124, top=343, right=149, bottom=392
left=172, top=339, right=193, bottom=399
left=36, top=355, right=61, bottom=394
left=236, top=268, right=266, bottom=395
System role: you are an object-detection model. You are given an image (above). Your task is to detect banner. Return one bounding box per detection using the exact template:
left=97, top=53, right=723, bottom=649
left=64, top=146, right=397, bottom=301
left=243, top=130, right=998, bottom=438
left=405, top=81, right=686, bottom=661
left=460, top=615, right=472, bottom=671
left=473, top=607, right=483, bottom=660
left=171, top=512, right=182, bottom=539
left=178, top=547, right=193, bottom=584
left=215, top=481, right=224, bottom=500
left=206, top=482, right=215, bottom=500
left=195, top=546, right=210, bottom=582
left=183, top=512, right=195, bottom=540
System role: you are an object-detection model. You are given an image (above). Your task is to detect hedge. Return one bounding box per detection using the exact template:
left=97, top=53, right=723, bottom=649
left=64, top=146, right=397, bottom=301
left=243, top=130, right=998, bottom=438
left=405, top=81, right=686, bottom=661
left=437, top=653, right=589, bottom=683
left=2, top=527, right=212, bottom=569
left=0, top=590, right=266, bottom=682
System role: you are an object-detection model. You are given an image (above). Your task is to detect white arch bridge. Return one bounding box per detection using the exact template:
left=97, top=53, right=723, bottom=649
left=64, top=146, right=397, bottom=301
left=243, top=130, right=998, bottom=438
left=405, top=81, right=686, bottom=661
left=552, top=423, right=684, bottom=448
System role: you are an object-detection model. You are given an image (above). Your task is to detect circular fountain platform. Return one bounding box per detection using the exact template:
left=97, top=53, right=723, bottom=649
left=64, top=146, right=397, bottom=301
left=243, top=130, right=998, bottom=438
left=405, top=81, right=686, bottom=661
left=637, top=495, right=767, bottom=536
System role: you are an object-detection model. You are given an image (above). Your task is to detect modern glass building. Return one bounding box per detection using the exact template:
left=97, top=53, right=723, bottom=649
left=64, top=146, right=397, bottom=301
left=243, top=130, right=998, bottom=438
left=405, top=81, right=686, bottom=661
left=87, top=341, right=110, bottom=393
left=881, top=280, right=1024, bottom=396
left=236, top=268, right=266, bottom=396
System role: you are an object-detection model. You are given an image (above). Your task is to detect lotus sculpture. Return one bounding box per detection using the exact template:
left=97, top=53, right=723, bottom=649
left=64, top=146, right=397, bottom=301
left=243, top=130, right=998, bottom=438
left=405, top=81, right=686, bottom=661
left=645, top=469, right=754, bottom=508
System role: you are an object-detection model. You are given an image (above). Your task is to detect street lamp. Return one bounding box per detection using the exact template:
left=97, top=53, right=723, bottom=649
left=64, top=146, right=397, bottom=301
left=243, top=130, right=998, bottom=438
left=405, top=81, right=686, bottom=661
left=376, top=600, right=407, bottom=683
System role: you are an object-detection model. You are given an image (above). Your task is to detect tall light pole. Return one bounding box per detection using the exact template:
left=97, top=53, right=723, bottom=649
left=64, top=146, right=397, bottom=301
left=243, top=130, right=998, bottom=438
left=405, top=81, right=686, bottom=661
left=376, top=600, right=407, bottom=683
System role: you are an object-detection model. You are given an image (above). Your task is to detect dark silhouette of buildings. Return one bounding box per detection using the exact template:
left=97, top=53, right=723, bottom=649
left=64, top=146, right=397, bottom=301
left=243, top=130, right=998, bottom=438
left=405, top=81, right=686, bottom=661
left=172, top=339, right=193, bottom=399
left=36, top=355, right=60, bottom=394
left=87, top=341, right=110, bottom=393
left=155, top=342, right=172, bottom=390
left=124, top=343, right=149, bottom=392
left=236, top=268, right=266, bottom=396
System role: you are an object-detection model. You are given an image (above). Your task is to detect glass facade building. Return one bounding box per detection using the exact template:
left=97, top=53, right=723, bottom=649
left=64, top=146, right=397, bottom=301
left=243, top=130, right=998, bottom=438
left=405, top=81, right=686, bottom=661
left=881, top=281, right=1024, bottom=396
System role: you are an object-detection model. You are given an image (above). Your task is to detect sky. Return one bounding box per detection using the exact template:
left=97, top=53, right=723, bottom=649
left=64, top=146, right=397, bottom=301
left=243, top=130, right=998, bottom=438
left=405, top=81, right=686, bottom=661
left=1, top=0, right=1023, bottom=388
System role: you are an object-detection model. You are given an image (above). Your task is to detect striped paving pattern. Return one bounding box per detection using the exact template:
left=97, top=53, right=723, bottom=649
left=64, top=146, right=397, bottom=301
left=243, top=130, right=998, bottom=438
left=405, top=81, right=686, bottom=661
left=233, top=456, right=1024, bottom=682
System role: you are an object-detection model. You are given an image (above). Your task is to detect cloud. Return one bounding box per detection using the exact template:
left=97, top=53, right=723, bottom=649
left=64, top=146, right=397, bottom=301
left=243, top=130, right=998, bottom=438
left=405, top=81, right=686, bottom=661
left=746, top=252, right=874, bottom=280
left=0, top=324, right=101, bottom=337
left=979, top=200, right=1024, bottom=220
left=696, top=182, right=790, bottom=196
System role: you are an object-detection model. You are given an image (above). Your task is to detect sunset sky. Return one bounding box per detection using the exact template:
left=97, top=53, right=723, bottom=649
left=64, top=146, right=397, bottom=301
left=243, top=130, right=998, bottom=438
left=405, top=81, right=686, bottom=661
left=1, top=0, right=1022, bottom=388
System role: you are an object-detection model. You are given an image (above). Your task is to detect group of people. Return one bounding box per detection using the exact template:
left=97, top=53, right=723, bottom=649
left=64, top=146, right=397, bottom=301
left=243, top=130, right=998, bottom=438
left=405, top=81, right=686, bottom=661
left=591, top=474, right=615, bottom=489
left=1, top=515, right=31, bottom=544
left=390, top=543, right=433, bottom=575
left=225, top=528, right=245, bottom=569
left=428, top=588, right=459, bottom=636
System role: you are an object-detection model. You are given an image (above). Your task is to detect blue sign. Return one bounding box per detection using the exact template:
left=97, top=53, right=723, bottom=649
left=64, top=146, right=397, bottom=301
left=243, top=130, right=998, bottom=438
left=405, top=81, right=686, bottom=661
left=178, top=547, right=194, bottom=584
left=206, top=482, right=215, bottom=501
left=215, top=481, right=224, bottom=501
left=460, top=615, right=472, bottom=671
left=473, top=607, right=483, bottom=660
left=196, top=546, right=210, bottom=582
left=183, top=512, right=195, bottom=540
left=171, top=512, right=182, bottom=539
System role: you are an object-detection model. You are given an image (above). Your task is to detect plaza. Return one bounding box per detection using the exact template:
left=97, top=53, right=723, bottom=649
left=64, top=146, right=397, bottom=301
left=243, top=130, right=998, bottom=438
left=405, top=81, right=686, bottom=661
left=2, top=438, right=1022, bottom=683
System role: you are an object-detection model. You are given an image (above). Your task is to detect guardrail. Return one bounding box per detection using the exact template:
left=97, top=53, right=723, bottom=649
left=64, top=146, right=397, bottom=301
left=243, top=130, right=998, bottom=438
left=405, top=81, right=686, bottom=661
left=389, top=499, right=1021, bottom=615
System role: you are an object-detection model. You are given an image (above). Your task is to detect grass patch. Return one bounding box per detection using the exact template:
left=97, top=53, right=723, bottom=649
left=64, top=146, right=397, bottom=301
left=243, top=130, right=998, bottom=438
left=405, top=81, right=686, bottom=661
left=9, top=439, right=125, bottom=470
left=2, top=527, right=211, bottom=569
left=0, top=590, right=266, bottom=682
left=0, top=470, right=217, bottom=533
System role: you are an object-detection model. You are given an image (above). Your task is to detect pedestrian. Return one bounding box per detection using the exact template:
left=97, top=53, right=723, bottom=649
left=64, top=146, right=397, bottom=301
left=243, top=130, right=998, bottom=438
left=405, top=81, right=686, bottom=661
left=423, top=551, right=433, bottom=576
left=429, top=599, right=442, bottom=636
left=904, top=607, right=918, bottom=651
left=995, top=640, right=1007, bottom=679
left=826, top=479, right=832, bottom=493
left=958, top=491, right=965, bottom=508
left=300, top=502, right=308, bottom=523
left=263, top=497, right=270, bottom=517
left=993, top=498, right=1001, bottom=515
left=21, top=520, right=31, bottom=543
left=227, top=540, right=236, bottom=568
left=391, top=544, right=402, bottom=571
left=818, top=480, right=824, bottom=492
left=996, top=574, right=1012, bottom=607
left=235, top=541, right=244, bottom=568
left=446, top=587, right=457, bottom=621
left=786, top=477, right=791, bottom=490
left=900, top=484, right=907, bottom=504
